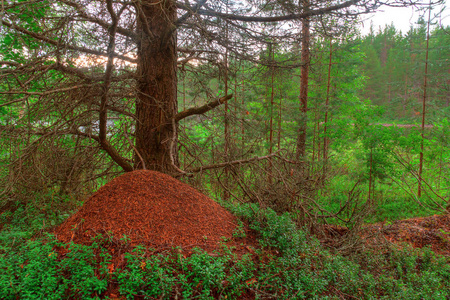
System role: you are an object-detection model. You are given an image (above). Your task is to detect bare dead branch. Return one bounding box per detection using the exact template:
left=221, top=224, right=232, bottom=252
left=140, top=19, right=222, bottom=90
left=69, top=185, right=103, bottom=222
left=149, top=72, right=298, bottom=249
left=0, top=84, right=94, bottom=98
left=174, top=150, right=282, bottom=177
left=176, top=0, right=208, bottom=25
left=170, top=118, right=187, bottom=175
left=124, top=124, right=144, bottom=170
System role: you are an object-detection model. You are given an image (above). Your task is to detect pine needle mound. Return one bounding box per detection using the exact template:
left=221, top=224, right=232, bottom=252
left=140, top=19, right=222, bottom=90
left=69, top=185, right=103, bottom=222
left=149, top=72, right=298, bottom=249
left=55, top=170, right=238, bottom=249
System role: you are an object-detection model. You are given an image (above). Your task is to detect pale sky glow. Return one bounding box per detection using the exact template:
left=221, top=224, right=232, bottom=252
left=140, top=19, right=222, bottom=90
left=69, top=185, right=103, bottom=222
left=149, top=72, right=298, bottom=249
left=360, top=0, right=450, bottom=35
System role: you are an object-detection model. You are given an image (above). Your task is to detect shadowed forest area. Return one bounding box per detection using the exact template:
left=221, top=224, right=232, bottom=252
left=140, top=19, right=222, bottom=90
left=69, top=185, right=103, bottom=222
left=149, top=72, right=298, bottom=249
left=1, top=0, right=450, bottom=299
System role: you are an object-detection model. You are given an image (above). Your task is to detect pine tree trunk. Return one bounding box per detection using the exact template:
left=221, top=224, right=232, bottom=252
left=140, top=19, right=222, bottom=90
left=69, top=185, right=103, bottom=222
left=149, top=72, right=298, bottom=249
left=278, top=86, right=282, bottom=151
left=323, top=39, right=332, bottom=163
left=224, top=49, right=230, bottom=200
left=241, top=79, right=245, bottom=153
left=296, top=0, right=310, bottom=161
left=368, top=148, right=373, bottom=200
left=134, top=1, right=178, bottom=173
left=268, top=43, right=275, bottom=184
left=418, top=4, right=431, bottom=197
left=223, top=0, right=230, bottom=200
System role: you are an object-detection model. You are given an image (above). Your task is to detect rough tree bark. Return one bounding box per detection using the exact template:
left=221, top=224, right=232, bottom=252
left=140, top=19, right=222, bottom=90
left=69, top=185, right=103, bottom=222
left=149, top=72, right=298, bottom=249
left=134, top=0, right=178, bottom=173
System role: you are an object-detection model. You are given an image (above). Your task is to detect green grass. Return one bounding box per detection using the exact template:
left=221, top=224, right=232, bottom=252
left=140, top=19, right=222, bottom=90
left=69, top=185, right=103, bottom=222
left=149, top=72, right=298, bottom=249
left=315, top=171, right=445, bottom=225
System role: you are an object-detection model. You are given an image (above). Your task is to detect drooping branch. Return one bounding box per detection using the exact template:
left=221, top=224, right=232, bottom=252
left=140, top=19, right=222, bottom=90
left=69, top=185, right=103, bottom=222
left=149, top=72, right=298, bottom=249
left=0, top=84, right=94, bottom=98
left=0, top=20, right=137, bottom=63
left=0, top=61, right=20, bottom=67
left=59, top=0, right=138, bottom=41
left=0, top=125, right=101, bottom=143
left=176, top=0, right=208, bottom=25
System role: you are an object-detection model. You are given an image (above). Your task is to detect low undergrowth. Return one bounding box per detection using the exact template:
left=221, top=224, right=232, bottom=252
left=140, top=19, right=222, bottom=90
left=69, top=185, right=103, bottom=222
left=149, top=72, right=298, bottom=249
left=1, top=203, right=450, bottom=299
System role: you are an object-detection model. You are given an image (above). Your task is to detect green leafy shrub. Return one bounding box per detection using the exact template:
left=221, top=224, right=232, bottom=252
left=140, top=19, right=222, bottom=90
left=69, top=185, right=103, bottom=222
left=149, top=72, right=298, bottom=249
left=0, top=236, right=109, bottom=299
left=0, top=239, right=66, bottom=299
left=115, top=246, right=175, bottom=299
left=1, top=203, right=450, bottom=299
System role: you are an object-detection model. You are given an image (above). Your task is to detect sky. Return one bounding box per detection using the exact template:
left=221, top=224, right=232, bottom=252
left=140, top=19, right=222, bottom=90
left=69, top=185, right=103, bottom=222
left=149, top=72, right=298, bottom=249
left=360, top=0, right=450, bottom=35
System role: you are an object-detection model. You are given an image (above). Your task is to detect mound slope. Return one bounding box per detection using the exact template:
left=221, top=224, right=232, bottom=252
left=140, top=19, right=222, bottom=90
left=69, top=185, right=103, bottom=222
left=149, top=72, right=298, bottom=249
left=55, top=170, right=238, bottom=249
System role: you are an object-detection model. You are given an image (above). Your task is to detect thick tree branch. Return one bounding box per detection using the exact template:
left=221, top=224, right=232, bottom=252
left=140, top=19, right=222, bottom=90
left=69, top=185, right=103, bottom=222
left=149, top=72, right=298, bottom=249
left=97, top=0, right=133, bottom=172
left=174, top=94, right=233, bottom=122
left=149, top=94, right=232, bottom=138
left=177, top=0, right=362, bottom=22
left=173, top=151, right=282, bottom=177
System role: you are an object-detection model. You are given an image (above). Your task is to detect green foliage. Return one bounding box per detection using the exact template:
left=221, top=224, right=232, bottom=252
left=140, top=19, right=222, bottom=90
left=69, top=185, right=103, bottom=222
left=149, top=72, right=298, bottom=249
left=115, top=246, right=175, bottom=299
left=0, top=11, right=449, bottom=299
left=179, top=248, right=228, bottom=298
left=232, top=219, right=246, bottom=238
left=115, top=244, right=256, bottom=299
left=0, top=193, right=75, bottom=251
left=58, top=242, right=109, bottom=299
left=0, top=239, right=65, bottom=299
left=221, top=203, right=450, bottom=299
left=0, top=236, right=109, bottom=299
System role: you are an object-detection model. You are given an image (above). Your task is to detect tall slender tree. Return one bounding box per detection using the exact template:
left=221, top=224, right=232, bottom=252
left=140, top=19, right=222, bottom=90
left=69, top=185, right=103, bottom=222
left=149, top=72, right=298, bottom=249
left=418, top=3, right=432, bottom=197
left=296, top=0, right=311, bottom=161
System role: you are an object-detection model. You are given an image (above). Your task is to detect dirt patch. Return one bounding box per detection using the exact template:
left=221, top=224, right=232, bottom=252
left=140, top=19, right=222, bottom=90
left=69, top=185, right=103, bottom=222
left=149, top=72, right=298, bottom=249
left=54, top=170, right=240, bottom=250
left=368, top=214, right=450, bottom=256
left=320, top=214, right=450, bottom=256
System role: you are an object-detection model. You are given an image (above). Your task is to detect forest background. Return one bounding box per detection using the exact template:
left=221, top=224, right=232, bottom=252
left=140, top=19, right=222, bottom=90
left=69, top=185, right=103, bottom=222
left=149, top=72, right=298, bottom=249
left=2, top=1, right=448, bottom=223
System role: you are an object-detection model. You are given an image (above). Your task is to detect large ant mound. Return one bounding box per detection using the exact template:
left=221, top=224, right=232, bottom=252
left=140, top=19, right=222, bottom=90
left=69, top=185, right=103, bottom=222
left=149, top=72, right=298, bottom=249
left=55, top=170, right=238, bottom=249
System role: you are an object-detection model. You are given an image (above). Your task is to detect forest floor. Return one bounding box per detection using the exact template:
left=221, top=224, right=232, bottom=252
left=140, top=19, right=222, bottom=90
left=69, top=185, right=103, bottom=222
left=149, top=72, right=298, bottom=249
left=53, top=169, right=450, bottom=260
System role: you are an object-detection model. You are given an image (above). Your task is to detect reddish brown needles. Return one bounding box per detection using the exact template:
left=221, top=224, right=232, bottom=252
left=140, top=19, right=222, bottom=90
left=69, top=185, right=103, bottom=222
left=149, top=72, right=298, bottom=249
left=55, top=170, right=238, bottom=250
